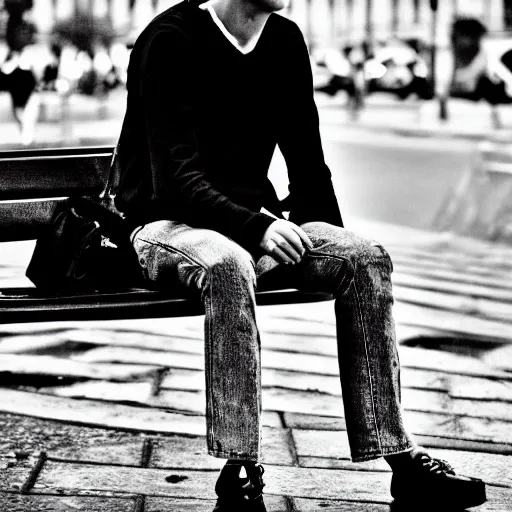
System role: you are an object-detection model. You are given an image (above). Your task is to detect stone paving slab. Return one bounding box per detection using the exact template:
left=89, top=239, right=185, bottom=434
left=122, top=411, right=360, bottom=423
left=34, top=461, right=392, bottom=503
left=402, top=388, right=512, bottom=422
left=0, top=389, right=283, bottom=432
left=298, top=457, right=385, bottom=472
left=41, top=381, right=207, bottom=415
left=0, top=457, right=34, bottom=493
left=0, top=494, right=135, bottom=512
left=0, top=413, right=144, bottom=466
left=394, top=301, right=512, bottom=344
left=145, top=497, right=216, bottom=511
left=484, top=345, right=512, bottom=373
left=408, top=370, right=512, bottom=402
left=0, top=354, right=158, bottom=382
left=265, top=466, right=390, bottom=503
left=397, top=347, right=512, bottom=380
left=477, top=487, right=512, bottom=512
left=0, top=389, right=207, bottom=436
left=293, top=499, right=389, bottom=511
left=63, top=328, right=204, bottom=354
left=0, top=332, right=72, bottom=354
left=33, top=462, right=215, bottom=499
left=50, top=441, right=143, bottom=467
left=403, top=436, right=512, bottom=455
left=145, top=495, right=289, bottom=511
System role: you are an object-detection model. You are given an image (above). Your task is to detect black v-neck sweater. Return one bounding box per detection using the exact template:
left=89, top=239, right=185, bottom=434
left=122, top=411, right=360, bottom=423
left=115, top=0, right=343, bottom=252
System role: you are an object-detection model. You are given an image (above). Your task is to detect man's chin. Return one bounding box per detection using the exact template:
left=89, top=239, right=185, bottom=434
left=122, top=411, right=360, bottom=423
left=247, top=0, right=289, bottom=13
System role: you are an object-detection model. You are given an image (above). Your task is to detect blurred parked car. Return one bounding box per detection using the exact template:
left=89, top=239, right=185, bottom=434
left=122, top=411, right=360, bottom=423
left=312, top=47, right=352, bottom=96
left=41, top=43, right=125, bottom=97
left=494, top=49, right=512, bottom=99
left=314, top=38, right=433, bottom=101
left=366, top=39, right=433, bottom=99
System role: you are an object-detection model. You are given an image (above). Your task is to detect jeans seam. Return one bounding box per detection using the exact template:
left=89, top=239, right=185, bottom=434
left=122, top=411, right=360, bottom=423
left=205, top=276, right=215, bottom=453
left=303, top=249, right=383, bottom=454
left=136, top=235, right=216, bottom=450
left=352, top=279, right=383, bottom=454
left=136, top=237, right=208, bottom=272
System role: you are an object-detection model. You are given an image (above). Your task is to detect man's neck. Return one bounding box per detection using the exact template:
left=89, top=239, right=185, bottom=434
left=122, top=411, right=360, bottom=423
left=207, top=0, right=270, bottom=48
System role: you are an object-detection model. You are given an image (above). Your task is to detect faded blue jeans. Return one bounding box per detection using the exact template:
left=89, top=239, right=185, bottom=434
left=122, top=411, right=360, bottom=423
left=131, top=220, right=414, bottom=462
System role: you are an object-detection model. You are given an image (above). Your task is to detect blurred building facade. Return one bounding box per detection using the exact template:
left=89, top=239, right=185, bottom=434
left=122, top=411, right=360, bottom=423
left=1, top=0, right=511, bottom=48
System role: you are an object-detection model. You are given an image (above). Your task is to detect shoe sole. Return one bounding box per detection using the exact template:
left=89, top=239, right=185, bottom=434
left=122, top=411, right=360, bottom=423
left=391, top=488, right=486, bottom=511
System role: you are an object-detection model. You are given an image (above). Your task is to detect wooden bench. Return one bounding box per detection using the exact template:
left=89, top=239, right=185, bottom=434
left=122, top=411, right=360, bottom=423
left=0, top=146, right=332, bottom=325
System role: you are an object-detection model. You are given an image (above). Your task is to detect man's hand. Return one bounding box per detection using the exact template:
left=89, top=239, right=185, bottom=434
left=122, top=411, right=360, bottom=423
left=260, top=219, right=314, bottom=264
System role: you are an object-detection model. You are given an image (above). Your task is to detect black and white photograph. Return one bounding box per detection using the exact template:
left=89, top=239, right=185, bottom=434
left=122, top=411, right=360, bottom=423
left=0, top=0, right=511, bottom=510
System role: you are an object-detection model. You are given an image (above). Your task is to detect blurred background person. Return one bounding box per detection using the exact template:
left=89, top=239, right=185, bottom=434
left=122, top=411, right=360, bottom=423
left=0, top=0, right=40, bottom=145
left=437, top=17, right=511, bottom=126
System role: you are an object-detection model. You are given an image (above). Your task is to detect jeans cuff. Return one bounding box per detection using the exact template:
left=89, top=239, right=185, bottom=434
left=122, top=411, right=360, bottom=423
left=208, top=449, right=260, bottom=462
left=351, top=442, right=415, bottom=463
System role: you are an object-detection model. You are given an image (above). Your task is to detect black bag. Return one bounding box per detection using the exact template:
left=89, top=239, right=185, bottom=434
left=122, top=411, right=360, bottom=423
left=26, top=147, right=142, bottom=292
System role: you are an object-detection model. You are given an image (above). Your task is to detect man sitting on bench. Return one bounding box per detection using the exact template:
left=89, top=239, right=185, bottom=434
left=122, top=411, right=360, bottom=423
left=114, top=0, right=486, bottom=510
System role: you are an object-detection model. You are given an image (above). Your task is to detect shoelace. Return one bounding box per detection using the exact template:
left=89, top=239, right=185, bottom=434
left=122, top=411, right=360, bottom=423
left=247, top=464, right=265, bottom=488
left=419, top=454, right=456, bottom=475
left=239, top=464, right=265, bottom=500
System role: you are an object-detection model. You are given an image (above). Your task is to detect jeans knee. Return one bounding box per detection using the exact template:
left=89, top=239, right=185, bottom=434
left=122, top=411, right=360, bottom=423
left=350, top=242, right=394, bottom=302
left=208, top=247, right=256, bottom=289
left=354, top=240, right=393, bottom=274
left=370, top=242, right=393, bottom=274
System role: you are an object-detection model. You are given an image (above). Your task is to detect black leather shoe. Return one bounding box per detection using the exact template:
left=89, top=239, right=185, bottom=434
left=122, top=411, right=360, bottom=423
left=391, top=450, right=486, bottom=510
left=213, top=462, right=266, bottom=511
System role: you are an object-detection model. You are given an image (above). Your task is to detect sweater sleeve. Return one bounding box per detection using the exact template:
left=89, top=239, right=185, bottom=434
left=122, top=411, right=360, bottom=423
left=278, top=24, right=344, bottom=229
left=139, top=30, right=275, bottom=250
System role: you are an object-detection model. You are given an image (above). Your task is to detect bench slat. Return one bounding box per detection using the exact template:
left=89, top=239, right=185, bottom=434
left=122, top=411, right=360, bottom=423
left=0, top=154, right=111, bottom=201
left=0, top=146, right=114, bottom=159
left=0, top=199, right=64, bottom=242
left=0, top=288, right=333, bottom=324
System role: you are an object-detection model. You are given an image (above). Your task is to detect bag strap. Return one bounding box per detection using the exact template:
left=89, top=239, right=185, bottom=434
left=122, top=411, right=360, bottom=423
left=98, top=141, right=121, bottom=210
